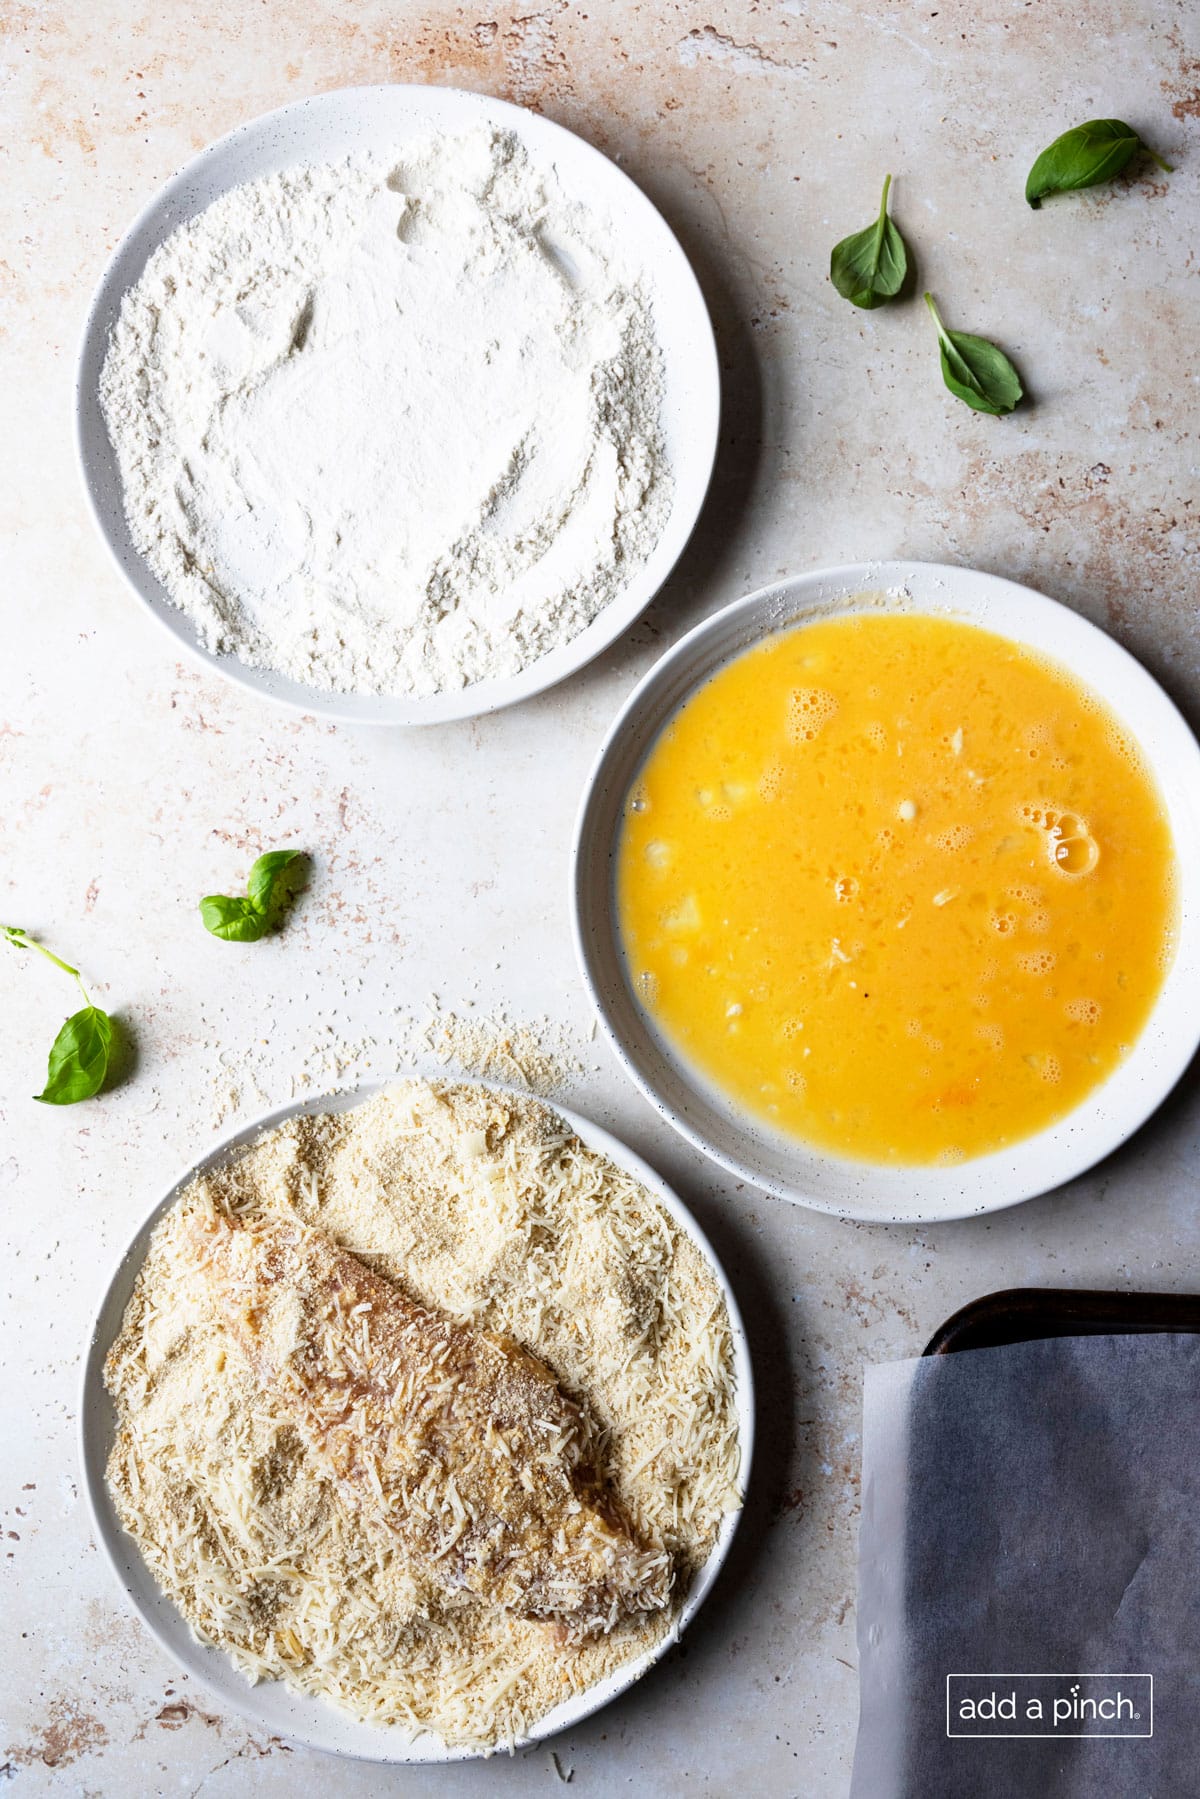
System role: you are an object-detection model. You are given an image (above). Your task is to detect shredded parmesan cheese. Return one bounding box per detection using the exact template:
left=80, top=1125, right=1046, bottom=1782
left=104, top=1081, right=741, bottom=1751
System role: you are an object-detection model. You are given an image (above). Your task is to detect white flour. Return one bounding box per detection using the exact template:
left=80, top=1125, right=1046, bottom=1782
left=100, top=129, right=671, bottom=697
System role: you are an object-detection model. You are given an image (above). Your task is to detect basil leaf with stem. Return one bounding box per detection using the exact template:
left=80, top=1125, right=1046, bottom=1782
left=2, top=925, right=116, bottom=1104
left=1026, top=119, right=1173, bottom=208
left=201, top=847, right=303, bottom=943
left=38, top=1005, right=114, bottom=1104
left=830, top=173, right=908, bottom=309
left=923, top=293, right=1023, bottom=417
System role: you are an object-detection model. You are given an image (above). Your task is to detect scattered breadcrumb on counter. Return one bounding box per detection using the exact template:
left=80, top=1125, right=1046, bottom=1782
left=400, top=995, right=589, bottom=1094
left=104, top=1080, right=742, bottom=1752
left=206, top=996, right=589, bottom=1129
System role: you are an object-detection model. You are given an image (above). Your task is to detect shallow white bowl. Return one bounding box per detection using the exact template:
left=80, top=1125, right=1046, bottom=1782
left=76, top=86, right=719, bottom=726
left=78, top=1081, right=753, bottom=1763
left=572, top=561, right=1200, bottom=1224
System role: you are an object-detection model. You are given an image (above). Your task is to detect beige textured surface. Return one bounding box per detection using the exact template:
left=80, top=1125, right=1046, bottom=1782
left=1, top=2, right=1198, bottom=1794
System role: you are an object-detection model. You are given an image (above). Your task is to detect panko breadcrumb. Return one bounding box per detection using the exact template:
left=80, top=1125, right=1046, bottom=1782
left=104, top=1081, right=741, bottom=1750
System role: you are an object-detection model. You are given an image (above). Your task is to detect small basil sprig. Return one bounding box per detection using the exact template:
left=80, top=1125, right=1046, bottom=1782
left=924, top=293, right=1023, bottom=417
left=1026, top=119, right=1173, bottom=208
left=3, top=926, right=115, bottom=1104
left=830, top=173, right=909, bottom=309
left=201, top=848, right=303, bottom=943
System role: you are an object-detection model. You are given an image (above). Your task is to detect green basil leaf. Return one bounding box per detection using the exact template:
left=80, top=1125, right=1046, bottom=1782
left=1025, top=119, right=1173, bottom=208
left=35, top=1004, right=113, bottom=1105
left=199, top=895, right=269, bottom=943
left=246, top=848, right=302, bottom=916
left=938, top=332, right=1023, bottom=416
left=830, top=173, right=908, bottom=309
left=924, top=293, right=1023, bottom=417
left=4, top=928, right=117, bottom=1105
left=200, top=847, right=303, bottom=942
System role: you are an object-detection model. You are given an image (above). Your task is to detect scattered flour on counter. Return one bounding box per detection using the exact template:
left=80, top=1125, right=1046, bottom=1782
left=100, top=127, right=672, bottom=697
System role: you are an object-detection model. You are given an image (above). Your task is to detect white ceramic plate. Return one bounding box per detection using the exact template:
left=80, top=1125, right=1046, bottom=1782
left=572, top=561, right=1200, bottom=1224
left=76, top=86, right=719, bottom=726
left=78, top=1082, right=753, bottom=1763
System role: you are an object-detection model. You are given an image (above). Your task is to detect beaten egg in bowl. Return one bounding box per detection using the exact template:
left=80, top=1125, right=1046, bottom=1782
left=616, top=611, right=1177, bottom=1167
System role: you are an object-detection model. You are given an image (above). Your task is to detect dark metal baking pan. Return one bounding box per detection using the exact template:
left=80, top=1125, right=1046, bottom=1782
left=924, top=1287, right=1200, bottom=1356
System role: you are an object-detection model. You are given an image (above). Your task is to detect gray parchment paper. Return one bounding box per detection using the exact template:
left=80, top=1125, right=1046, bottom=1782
left=850, top=1334, right=1200, bottom=1799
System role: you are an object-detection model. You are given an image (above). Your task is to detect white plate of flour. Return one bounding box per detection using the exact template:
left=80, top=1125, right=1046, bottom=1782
left=79, top=1080, right=753, bottom=1762
left=77, top=87, right=719, bottom=725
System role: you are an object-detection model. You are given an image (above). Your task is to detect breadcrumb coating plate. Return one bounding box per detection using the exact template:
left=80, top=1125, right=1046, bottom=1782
left=79, top=1080, right=753, bottom=1763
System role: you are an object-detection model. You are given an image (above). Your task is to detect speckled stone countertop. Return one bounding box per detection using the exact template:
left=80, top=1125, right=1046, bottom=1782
left=2, top=3, right=1198, bottom=1794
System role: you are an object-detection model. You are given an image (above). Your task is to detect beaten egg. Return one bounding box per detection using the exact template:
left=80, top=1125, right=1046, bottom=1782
left=616, top=611, right=1177, bottom=1165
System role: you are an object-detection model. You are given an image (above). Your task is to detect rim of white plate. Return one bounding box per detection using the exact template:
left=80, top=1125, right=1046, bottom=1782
left=75, top=85, right=720, bottom=727
left=572, top=560, right=1200, bottom=1225
left=78, top=1079, right=754, bottom=1763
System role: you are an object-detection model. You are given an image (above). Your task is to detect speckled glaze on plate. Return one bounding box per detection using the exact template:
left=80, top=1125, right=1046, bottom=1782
left=75, top=85, right=719, bottom=726
left=78, top=1081, right=753, bottom=1764
left=572, top=560, right=1200, bottom=1225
